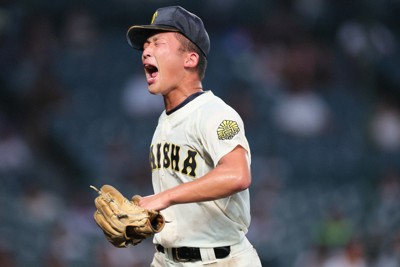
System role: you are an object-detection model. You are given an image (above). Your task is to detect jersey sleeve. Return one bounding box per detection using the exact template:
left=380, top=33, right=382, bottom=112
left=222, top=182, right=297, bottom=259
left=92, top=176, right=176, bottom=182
left=197, top=104, right=251, bottom=167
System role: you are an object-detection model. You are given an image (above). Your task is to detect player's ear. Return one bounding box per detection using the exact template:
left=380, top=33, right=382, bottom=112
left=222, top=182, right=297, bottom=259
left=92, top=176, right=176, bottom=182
left=184, top=52, right=199, bottom=68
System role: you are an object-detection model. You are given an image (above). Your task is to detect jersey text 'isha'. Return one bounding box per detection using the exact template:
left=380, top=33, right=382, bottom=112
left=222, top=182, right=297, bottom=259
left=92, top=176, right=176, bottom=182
left=150, top=143, right=198, bottom=177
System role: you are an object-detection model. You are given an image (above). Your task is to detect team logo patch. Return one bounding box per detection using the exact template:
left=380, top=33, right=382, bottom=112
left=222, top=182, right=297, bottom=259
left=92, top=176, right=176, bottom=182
left=217, top=120, right=240, bottom=140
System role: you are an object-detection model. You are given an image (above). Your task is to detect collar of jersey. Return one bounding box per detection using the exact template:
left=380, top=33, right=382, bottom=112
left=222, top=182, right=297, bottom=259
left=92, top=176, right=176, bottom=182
left=166, top=91, right=205, bottom=115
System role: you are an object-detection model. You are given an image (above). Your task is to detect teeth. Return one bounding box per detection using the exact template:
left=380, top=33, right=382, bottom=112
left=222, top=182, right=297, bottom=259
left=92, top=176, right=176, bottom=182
left=144, top=64, right=157, bottom=71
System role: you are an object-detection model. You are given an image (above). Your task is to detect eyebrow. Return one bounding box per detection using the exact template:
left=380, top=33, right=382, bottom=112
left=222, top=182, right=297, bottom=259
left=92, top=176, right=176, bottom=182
left=146, top=34, right=164, bottom=43
left=144, top=36, right=155, bottom=44
left=149, top=36, right=159, bottom=42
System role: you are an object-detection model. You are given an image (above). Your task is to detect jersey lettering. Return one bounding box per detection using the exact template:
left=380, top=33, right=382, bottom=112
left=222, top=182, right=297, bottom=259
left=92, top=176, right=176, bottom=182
left=149, top=144, right=156, bottom=169
left=163, top=142, right=170, bottom=168
left=156, top=143, right=162, bottom=169
left=170, top=144, right=180, bottom=171
left=150, top=142, right=197, bottom=177
left=181, top=150, right=198, bottom=177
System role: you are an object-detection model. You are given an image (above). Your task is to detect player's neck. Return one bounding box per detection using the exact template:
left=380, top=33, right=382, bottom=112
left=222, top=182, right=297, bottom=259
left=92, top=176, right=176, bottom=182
left=163, top=81, right=203, bottom=113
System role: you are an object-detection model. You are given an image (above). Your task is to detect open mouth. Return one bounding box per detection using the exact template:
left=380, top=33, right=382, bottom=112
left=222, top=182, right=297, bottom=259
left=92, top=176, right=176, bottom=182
left=144, top=64, right=158, bottom=84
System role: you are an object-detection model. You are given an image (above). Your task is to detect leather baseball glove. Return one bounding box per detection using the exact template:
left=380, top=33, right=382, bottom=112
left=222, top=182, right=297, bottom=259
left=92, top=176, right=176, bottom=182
left=91, top=184, right=165, bottom=247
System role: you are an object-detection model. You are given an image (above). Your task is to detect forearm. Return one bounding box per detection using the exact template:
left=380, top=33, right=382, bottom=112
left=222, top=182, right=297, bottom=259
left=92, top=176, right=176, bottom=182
left=165, top=165, right=249, bottom=206
left=139, top=146, right=251, bottom=210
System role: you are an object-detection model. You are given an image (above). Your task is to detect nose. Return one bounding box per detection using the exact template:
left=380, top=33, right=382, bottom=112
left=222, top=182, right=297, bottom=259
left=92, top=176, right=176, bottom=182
left=142, top=51, right=149, bottom=60
left=142, top=46, right=152, bottom=60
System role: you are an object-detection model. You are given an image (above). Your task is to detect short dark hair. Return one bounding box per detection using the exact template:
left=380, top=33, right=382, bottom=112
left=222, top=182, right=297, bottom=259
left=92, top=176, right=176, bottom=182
left=174, top=33, right=207, bottom=80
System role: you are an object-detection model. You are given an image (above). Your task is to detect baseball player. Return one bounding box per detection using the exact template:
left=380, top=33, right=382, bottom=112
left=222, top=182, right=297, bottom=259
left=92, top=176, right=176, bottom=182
left=126, top=6, right=262, bottom=266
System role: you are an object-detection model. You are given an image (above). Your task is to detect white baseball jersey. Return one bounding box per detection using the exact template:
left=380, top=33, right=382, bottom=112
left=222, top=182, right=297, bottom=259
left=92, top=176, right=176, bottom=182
left=149, top=90, right=251, bottom=248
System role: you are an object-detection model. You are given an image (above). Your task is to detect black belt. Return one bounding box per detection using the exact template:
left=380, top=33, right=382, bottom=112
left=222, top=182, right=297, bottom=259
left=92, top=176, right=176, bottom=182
left=156, top=244, right=230, bottom=262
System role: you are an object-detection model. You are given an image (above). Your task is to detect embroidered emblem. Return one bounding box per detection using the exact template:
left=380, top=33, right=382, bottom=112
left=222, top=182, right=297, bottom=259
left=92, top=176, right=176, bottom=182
left=217, top=120, right=240, bottom=140
left=151, top=11, right=158, bottom=24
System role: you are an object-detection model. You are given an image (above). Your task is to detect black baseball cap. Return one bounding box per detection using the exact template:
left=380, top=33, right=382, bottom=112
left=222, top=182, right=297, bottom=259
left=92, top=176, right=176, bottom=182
left=126, top=6, right=210, bottom=57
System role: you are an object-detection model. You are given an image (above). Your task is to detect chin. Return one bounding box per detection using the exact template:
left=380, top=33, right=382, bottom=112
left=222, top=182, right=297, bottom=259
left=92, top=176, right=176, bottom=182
left=147, top=85, right=160, bottom=95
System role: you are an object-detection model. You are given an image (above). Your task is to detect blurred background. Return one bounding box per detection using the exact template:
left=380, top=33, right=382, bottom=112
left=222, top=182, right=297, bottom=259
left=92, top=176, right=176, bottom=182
left=1, top=0, right=400, bottom=266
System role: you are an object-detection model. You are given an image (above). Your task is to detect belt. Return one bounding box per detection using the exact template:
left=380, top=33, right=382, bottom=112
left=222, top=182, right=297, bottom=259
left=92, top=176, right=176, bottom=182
left=156, top=244, right=230, bottom=262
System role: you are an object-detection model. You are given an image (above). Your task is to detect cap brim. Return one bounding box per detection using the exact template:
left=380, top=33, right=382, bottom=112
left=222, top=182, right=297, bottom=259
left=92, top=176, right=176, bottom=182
left=126, top=25, right=179, bottom=50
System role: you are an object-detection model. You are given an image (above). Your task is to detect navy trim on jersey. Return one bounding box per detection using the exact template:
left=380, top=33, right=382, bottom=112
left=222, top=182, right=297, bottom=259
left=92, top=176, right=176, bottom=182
left=166, top=91, right=205, bottom=115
